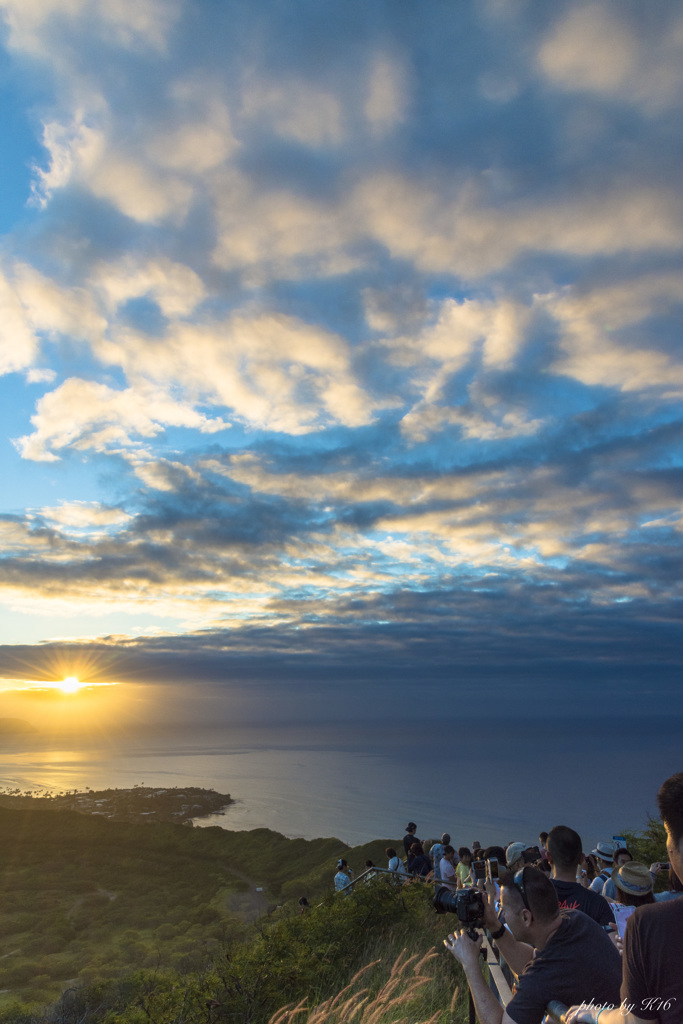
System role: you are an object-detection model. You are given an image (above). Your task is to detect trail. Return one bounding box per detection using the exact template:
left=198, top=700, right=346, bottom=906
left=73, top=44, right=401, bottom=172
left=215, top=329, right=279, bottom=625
left=66, top=888, right=117, bottom=919
left=221, top=865, right=271, bottom=922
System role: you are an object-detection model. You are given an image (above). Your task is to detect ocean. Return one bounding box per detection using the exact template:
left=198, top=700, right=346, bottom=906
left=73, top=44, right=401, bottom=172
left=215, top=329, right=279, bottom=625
left=0, top=717, right=678, bottom=851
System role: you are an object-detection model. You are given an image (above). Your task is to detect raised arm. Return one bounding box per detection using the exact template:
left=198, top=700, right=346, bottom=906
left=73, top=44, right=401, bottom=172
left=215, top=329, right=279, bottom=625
left=481, top=888, right=534, bottom=978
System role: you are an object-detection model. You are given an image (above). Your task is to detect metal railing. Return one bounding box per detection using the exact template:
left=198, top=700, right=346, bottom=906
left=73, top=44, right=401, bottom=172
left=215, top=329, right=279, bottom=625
left=335, top=865, right=408, bottom=893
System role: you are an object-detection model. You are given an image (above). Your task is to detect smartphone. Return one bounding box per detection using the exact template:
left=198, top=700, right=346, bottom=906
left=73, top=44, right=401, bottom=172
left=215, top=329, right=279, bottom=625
left=486, top=857, right=499, bottom=880
left=472, top=858, right=486, bottom=881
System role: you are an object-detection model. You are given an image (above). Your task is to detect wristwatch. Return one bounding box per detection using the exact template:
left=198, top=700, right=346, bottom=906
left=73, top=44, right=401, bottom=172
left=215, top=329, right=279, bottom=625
left=490, top=921, right=506, bottom=940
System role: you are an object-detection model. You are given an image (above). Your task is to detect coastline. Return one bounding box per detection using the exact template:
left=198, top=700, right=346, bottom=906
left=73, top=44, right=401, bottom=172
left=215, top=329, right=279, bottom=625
left=0, top=786, right=233, bottom=826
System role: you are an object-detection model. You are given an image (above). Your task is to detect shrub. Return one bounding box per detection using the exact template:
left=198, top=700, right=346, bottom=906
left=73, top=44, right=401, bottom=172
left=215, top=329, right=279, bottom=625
left=622, top=817, right=668, bottom=865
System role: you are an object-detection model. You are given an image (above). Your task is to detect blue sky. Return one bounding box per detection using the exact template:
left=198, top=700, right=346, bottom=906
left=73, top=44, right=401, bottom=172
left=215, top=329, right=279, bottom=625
left=0, top=0, right=681, bottom=720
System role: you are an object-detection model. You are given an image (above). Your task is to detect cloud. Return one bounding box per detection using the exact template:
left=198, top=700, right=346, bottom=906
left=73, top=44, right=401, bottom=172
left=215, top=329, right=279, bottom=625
left=26, top=368, right=57, bottom=383
left=146, top=83, right=237, bottom=172
left=364, top=53, right=408, bottom=135
left=538, top=2, right=683, bottom=112
left=400, top=399, right=544, bottom=444
left=548, top=271, right=683, bottom=394
left=211, top=170, right=363, bottom=281
left=14, top=378, right=229, bottom=461
left=90, top=255, right=206, bottom=317
left=0, top=271, right=39, bottom=374
left=241, top=76, right=345, bottom=146
left=37, top=501, right=132, bottom=531
left=203, top=451, right=499, bottom=505
left=2, top=413, right=683, bottom=652
left=387, top=295, right=530, bottom=373
left=13, top=262, right=106, bottom=343
left=0, top=0, right=180, bottom=56
left=35, top=116, right=194, bottom=222
left=355, top=175, right=683, bottom=278
left=375, top=294, right=539, bottom=442
left=96, top=311, right=380, bottom=434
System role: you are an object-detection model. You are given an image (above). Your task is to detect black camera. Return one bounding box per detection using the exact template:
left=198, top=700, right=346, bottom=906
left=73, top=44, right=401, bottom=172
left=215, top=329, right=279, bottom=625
left=522, top=846, right=542, bottom=864
left=433, top=886, right=485, bottom=938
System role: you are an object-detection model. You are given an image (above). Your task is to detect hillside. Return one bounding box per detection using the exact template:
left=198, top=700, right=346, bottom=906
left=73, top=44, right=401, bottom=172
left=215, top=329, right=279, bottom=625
left=0, top=799, right=414, bottom=1017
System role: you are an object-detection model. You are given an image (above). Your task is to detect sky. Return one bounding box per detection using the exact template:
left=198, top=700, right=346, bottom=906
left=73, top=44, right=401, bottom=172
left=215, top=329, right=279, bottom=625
left=0, top=0, right=682, bottom=732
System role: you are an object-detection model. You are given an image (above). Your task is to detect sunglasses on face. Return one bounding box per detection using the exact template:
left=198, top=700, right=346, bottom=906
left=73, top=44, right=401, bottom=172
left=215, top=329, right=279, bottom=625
left=512, top=870, right=531, bottom=911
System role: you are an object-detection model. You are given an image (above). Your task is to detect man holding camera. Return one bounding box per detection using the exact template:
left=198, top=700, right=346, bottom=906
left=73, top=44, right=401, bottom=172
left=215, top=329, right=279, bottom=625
left=444, top=866, right=621, bottom=1024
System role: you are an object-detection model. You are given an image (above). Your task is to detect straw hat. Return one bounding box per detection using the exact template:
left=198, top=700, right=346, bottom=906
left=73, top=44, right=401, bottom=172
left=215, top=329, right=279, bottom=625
left=615, top=862, right=653, bottom=896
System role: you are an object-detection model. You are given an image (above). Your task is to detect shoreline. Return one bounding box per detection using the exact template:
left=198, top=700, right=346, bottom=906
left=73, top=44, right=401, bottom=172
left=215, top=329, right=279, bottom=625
left=0, top=785, right=233, bottom=826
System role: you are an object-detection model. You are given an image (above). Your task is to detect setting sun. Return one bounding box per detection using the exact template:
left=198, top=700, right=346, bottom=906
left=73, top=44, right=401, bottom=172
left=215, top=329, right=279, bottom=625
left=58, top=676, right=82, bottom=694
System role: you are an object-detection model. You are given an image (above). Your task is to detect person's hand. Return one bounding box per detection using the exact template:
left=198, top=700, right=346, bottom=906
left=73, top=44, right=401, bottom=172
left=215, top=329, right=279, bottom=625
left=565, top=1006, right=598, bottom=1023
left=479, top=887, right=499, bottom=930
left=608, top=929, right=624, bottom=956
left=444, top=929, right=482, bottom=968
left=650, top=862, right=663, bottom=874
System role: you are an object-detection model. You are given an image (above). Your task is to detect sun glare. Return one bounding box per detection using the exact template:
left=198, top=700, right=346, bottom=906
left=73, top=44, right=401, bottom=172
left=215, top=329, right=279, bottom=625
left=58, top=676, right=82, bottom=694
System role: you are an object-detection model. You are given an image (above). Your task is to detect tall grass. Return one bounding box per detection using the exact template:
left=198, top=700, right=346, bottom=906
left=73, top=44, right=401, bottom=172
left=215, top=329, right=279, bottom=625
left=268, top=948, right=463, bottom=1024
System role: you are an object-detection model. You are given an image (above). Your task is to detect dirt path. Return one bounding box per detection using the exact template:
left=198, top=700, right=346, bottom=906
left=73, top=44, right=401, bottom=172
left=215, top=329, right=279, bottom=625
left=221, top=866, right=271, bottom=922
left=66, top=888, right=117, bottom=919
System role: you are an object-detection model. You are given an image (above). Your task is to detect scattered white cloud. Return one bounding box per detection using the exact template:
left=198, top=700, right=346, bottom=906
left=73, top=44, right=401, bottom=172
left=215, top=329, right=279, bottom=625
left=14, top=378, right=229, bottom=461
left=37, top=500, right=131, bottom=529
left=400, top=399, right=543, bottom=444
left=146, top=83, right=238, bottom=172
left=90, top=255, right=206, bottom=317
left=547, top=272, right=683, bottom=394
left=25, top=367, right=57, bottom=383
left=88, top=151, right=193, bottom=223
left=538, top=2, right=683, bottom=112
left=0, top=271, right=39, bottom=374
left=0, top=0, right=180, bottom=56
left=400, top=296, right=530, bottom=373
left=355, top=175, right=683, bottom=277
left=211, top=170, right=361, bottom=281
left=364, top=53, right=408, bottom=134
left=98, top=311, right=379, bottom=434
left=34, top=115, right=193, bottom=222
left=13, top=262, right=107, bottom=343
left=124, top=455, right=203, bottom=492
left=241, top=76, right=345, bottom=145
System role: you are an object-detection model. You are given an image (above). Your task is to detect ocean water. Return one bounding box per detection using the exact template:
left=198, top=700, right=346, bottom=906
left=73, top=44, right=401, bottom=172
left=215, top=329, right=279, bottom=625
left=0, top=717, right=678, bottom=851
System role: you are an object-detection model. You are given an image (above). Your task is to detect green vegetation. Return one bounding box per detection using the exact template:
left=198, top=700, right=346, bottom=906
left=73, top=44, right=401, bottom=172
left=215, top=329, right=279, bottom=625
left=30, top=878, right=463, bottom=1024
left=622, top=816, right=669, bottom=889
left=0, top=800, right=464, bottom=1022
left=0, top=799, right=466, bottom=1024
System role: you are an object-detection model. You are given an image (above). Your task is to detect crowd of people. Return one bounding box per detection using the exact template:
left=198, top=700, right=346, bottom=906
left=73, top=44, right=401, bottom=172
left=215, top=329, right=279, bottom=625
left=331, top=771, right=683, bottom=1024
